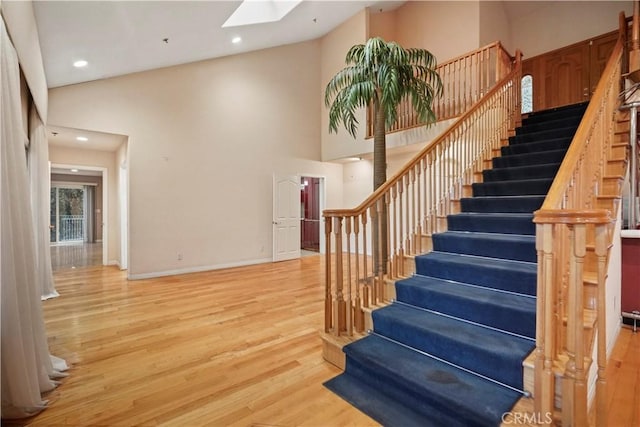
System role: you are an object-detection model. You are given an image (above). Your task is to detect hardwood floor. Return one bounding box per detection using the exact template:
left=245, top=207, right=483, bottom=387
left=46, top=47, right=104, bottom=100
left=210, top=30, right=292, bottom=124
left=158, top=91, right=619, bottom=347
left=11, top=258, right=377, bottom=426
left=50, top=242, right=103, bottom=271
left=5, top=257, right=639, bottom=426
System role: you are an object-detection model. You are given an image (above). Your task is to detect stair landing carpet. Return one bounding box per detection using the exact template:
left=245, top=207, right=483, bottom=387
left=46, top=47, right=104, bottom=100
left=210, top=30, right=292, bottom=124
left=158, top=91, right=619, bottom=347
left=324, top=102, right=588, bottom=426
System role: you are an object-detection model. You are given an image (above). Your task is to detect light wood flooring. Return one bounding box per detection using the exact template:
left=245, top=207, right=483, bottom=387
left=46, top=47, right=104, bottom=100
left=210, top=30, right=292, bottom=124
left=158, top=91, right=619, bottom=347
left=50, top=242, right=103, bottom=271
left=5, top=257, right=639, bottom=426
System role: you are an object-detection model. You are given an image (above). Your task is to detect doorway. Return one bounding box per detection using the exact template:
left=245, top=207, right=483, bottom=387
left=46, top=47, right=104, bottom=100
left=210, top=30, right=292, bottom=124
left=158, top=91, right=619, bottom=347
left=50, top=165, right=107, bottom=269
left=300, top=176, right=322, bottom=255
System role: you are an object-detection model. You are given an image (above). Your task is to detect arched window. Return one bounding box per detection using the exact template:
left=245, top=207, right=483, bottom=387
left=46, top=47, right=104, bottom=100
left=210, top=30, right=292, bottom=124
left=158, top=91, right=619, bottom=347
left=521, top=75, right=533, bottom=114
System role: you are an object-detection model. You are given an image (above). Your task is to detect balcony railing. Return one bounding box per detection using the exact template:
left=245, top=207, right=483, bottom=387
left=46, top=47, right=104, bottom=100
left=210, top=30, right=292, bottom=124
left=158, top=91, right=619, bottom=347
left=366, top=41, right=514, bottom=137
left=59, top=215, right=84, bottom=242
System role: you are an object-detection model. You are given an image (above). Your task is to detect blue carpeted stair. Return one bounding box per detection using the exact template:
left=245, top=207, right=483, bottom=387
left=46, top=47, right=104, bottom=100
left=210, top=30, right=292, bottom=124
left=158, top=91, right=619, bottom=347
left=325, top=102, right=588, bottom=426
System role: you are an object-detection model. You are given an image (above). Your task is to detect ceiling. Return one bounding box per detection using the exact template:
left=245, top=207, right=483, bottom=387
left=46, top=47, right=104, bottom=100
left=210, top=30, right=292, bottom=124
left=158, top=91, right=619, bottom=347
left=33, top=0, right=404, bottom=89
left=48, top=125, right=128, bottom=152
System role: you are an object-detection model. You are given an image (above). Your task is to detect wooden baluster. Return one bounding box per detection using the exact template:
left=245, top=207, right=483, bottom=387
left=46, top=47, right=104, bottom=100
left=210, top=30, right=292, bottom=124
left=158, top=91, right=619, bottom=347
left=391, top=186, right=398, bottom=278
left=324, top=216, right=332, bottom=332
left=474, top=51, right=479, bottom=102
left=345, top=217, right=353, bottom=336
left=398, top=180, right=405, bottom=276
left=353, top=217, right=363, bottom=332
left=405, top=175, right=411, bottom=253
left=333, top=217, right=346, bottom=335
left=377, top=198, right=386, bottom=302
left=361, top=213, right=369, bottom=308
left=422, top=157, right=429, bottom=233
left=595, top=221, right=608, bottom=427
left=416, top=164, right=422, bottom=254
left=370, top=206, right=378, bottom=305
left=385, top=192, right=392, bottom=279
left=409, top=169, right=416, bottom=254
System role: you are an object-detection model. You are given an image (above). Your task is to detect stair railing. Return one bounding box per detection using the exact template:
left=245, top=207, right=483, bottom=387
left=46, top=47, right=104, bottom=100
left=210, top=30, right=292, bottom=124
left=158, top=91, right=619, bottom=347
left=324, top=50, right=522, bottom=337
left=532, top=16, right=626, bottom=426
left=366, top=42, right=514, bottom=138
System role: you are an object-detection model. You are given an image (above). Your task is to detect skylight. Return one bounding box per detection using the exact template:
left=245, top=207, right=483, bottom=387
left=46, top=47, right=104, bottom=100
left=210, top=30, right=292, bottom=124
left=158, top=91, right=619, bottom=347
left=222, top=0, right=302, bottom=28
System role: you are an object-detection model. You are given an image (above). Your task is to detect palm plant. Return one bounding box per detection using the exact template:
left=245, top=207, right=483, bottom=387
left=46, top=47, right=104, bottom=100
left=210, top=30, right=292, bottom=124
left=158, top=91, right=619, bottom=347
left=325, top=37, right=442, bottom=273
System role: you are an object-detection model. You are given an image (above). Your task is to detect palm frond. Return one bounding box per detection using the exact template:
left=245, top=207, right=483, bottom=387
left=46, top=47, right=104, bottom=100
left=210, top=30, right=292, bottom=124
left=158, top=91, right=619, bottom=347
left=325, top=36, right=442, bottom=138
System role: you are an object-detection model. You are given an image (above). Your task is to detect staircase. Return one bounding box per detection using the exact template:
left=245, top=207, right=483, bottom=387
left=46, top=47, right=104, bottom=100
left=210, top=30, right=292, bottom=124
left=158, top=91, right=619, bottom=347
left=325, top=102, right=589, bottom=426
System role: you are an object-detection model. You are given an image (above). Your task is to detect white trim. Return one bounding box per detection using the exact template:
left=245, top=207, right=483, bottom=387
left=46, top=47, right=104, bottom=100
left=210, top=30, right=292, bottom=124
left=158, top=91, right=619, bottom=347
left=127, top=257, right=273, bottom=280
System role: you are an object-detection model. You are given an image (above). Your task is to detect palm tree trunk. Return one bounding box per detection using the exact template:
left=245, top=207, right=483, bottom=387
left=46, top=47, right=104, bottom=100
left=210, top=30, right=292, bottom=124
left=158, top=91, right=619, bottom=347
left=372, top=102, right=388, bottom=275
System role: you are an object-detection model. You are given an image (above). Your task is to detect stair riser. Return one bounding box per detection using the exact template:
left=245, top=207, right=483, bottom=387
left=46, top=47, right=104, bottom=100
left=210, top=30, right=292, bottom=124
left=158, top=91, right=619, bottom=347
left=501, top=138, right=571, bottom=156
left=483, top=163, right=561, bottom=182
left=432, top=234, right=536, bottom=262
left=508, top=127, right=577, bottom=145
left=517, top=117, right=582, bottom=135
left=522, top=106, right=587, bottom=125
left=415, top=256, right=537, bottom=296
left=446, top=214, right=535, bottom=235
left=461, top=197, right=545, bottom=213
left=472, top=179, right=552, bottom=197
left=493, top=150, right=567, bottom=168
left=395, top=281, right=536, bottom=338
left=372, top=309, right=531, bottom=389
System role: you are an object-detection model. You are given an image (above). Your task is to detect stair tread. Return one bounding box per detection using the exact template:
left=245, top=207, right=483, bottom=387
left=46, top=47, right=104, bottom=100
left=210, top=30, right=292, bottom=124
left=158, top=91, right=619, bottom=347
left=396, top=274, right=536, bottom=325
left=415, top=251, right=537, bottom=296
left=341, top=334, right=524, bottom=425
left=447, top=212, right=535, bottom=235
left=372, top=303, right=535, bottom=378
left=325, top=371, right=464, bottom=427
left=397, top=274, right=536, bottom=308
left=396, top=275, right=536, bottom=338
left=435, top=230, right=535, bottom=243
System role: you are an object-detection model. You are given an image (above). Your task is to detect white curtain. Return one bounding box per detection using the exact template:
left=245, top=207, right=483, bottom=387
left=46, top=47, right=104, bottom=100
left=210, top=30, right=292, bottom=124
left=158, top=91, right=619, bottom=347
left=28, top=104, right=58, bottom=300
left=1, top=18, right=67, bottom=419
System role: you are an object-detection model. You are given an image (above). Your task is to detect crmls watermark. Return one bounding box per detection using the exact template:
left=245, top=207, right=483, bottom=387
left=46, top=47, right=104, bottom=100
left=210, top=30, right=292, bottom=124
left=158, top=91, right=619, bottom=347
left=501, top=411, right=553, bottom=424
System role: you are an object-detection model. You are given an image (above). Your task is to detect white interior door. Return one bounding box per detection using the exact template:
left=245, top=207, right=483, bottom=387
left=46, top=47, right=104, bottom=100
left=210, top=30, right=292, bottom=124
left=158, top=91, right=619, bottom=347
left=273, top=175, right=300, bottom=262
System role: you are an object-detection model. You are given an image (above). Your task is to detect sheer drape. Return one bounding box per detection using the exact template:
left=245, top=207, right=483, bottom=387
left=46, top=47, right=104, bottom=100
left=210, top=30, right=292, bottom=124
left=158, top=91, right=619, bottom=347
left=28, top=104, right=58, bottom=300
left=83, top=185, right=95, bottom=243
left=1, top=18, right=67, bottom=419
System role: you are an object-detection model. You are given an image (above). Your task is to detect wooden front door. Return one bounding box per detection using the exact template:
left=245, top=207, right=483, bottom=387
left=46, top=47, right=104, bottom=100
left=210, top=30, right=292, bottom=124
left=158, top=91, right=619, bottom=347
left=523, top=31, right=618, bottom=112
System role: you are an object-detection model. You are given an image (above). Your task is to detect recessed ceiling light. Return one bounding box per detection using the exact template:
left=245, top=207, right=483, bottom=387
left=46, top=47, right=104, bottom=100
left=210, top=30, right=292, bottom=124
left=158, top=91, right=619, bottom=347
left=232, top=36, right=242, bottom=44
left=73, top=60, right=88, bottom=68
left=70, top=169, right=79, bottom=173
left=76, top=136, right=89, bottom=142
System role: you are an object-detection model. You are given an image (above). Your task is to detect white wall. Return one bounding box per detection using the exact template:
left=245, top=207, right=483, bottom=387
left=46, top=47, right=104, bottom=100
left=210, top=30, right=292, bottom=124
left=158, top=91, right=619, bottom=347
left=395, top=1, right=481, bottom=64
left=479, top=1, right=512, bottom=54
left=320, top=10, right=370, bottom=161
left=48, top=40, right=344, bottom=278
left=48, top=145, right=120, bottom=265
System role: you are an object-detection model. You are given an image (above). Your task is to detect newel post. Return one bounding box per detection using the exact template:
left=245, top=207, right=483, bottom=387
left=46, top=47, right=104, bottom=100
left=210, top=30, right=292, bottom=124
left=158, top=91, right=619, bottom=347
left=324, top=216, right=332, bottom=332
left=333, top=216, right=346, bottom=335
left=533, top=219, right=556, bottom=420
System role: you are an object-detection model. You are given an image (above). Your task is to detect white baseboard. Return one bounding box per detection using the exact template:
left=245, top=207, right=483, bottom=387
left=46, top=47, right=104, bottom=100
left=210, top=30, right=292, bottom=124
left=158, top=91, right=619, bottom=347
left=127, top=257, right=273, bottom=280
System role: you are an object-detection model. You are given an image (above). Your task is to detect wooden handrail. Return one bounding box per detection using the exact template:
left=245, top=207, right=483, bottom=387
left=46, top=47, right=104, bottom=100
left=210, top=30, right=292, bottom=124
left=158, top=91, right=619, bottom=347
left=324, top=48, right=521, bottom=335
left=541, top=38, right=624, bottom=210
left=532, top=14, right=626, bottom=426
left=325, top=60, right=521, bottom=219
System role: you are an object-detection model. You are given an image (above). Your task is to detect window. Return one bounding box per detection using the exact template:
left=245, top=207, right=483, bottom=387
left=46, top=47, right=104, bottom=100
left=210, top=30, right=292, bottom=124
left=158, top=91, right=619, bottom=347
left=521, top=75, right=533, bottom=114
